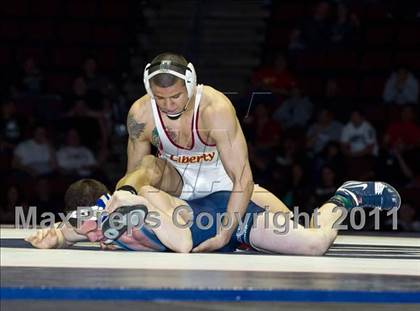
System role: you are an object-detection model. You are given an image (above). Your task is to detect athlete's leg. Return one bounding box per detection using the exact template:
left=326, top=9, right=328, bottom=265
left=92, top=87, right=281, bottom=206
left=249, top=202, right=342, bottom=256
left=116, top=155, right=183, bottom=196
left=251, top=185, right=292, bottom=214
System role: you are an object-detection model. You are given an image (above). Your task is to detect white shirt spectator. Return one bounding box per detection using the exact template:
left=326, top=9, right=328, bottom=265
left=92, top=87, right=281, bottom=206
left=57, top=146, right=97, bottom=177
left=383, top=71, right=418, bottom=105
left=14, top=139, right=54, bottom=175
left=341, top=121, right=378, bottom=156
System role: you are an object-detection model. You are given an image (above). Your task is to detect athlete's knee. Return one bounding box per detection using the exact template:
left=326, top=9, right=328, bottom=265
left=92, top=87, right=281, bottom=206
left=305, top=232, right=332, bottom=256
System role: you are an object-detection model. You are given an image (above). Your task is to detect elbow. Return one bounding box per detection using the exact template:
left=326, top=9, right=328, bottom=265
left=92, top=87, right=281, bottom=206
left=174, top=239, right=192, bottom=253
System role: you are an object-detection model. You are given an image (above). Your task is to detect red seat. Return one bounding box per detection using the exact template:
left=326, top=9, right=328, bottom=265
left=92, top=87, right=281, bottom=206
left=336, top=77, right=358, bottom=97
left=273, top=3, right=304, bottom=21
left=325, top=51, right=358, bottom=70
left=396, top=25, right=420, bottom=48
left=267, top=27, right=293, bottom=48
left=301, top=76, right=324, bottom=97
left=360, top=76, right=386, bottom=98
left=66, top=0, right=97, bottom=18
left=101, top=0, right=131, bottom=18
left=296, top=52, right=326, bottom=71
left=96, top=48, right=118, bottom=71
left=16, top=47, right=49, bottom=67
left=365, top=26, right=395, bottom=46
left=360, top=51, right=392, bottom=71
left=52, top=47, right=84, bottom=68
left=29, top=0, right=60, bottom=17
left=47, top=73, right=73, bottom=94
left=22, top=21, right=55, bottom=42
left=395, top=52, right=420, bottom=70
left=92, top=24, right=125, bottom=44
left=0, top=47, right=11, bottom=66
left=3, top=0, right=28, bottom=17
left=57, top=22, right=92, bottom=43
left=0, top=21, right=22, bottom=40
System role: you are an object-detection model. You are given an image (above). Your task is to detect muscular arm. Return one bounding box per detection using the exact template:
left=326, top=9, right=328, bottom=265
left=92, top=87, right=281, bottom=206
left=125, top=100, right=152, bottom=173
left=203, top=98, right=254, bottom=246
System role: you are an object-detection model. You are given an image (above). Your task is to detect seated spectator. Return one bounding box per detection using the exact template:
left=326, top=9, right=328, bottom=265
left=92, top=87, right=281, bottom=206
left=68, top=76, right=101, bottom=111
left=13, top=124, right=57, bottom=176
left=288, top=28, right=306, bottom=54
left=318, top=78, right=351, bottom=122
left=81, top=57, right=107, bottom=94
left=307, top=109, right=343, bottom=155
left=0, top=99, right=25, bottom=153
left=300, top=1, right=331, bottom=50
left=32, top=178, right=61, bottom=221
left=383, top=66, right=418, bottom=105
left=64, top=99, right=108, bottom=151
left=313, top=165, right=339, bottom=207
left=57, top=128, right=98, bottom=177
left=273, top=85, right=313, bottom=129
left=330, top=2, right=360, bottom=46
left=384, top=105, right=420, bottom=151
left=0, top=184, right=28, bottom=224
left=341, top=109, right=379, bottom=157
left=18, top=57, right=45, bottom=95
left=251, top=54, right=297, bottom=95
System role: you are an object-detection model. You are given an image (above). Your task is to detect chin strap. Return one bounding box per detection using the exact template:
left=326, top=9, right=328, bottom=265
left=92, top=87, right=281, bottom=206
left=165, top=96, right=193, bottom=120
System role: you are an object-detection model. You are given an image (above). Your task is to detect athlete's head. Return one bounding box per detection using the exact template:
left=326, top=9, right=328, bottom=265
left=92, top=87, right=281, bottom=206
left=64, top=179, right=109, bottom=212
left=144, top=52, right=196, bottom=119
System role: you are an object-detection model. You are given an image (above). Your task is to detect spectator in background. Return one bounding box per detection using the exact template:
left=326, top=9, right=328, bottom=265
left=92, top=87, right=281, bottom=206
left=385, top=105, right=420, bottom=150
left=273, top=84, right=313, bottom=129
left=18, top=57, right=45, bottom=95
left=0, top=99, right=25, bottom=153
left=32, top=178, right=60, bottom=222
left=313, top=165, right=339, bottom=207
left=82, top=57, right=106, bottom=93
left=320, top=78, right=351, bottom=122
left=341, top=109, right=378, bottom=179
left=244, top=103, right=281, bottom=183
left=300, top=1, right=331, bottom=50
left=288, top=28, right=306, bottom=54
left=307, top=108, right=343, bottom=155
left=69, top=76, right=101, bottom=111
left=383, top=66, right=418, bottom=105
left=251, top=54, right=297, bottom=96
left=64, top=99, right=108, bottom=153
left=57, top=128, right=98, bottom=177
left=0, top=184, right=27, bottom=224
left=13, top=124, right=57, bottom=177
left=330, top=2, right=360, bottom=47
left=341, top=109, right=378, bottom=157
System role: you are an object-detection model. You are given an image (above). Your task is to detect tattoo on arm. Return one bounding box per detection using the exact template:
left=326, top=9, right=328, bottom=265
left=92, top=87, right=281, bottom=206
left=127, top=114, right=146, bottom=142
left=151, top=127, right=161, bottom=148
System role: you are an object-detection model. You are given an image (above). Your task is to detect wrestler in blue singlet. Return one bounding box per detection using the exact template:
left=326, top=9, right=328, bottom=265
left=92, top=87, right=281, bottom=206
left=115, top=191, right=265, bottom=252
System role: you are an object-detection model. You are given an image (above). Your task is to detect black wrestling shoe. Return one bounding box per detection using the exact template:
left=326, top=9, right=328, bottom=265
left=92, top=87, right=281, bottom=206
left=101, top=204, right=148, bottom=244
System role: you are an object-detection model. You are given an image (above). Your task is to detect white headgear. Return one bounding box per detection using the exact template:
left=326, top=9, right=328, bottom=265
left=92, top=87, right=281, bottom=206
left=143, top=60, right=197, bottom=99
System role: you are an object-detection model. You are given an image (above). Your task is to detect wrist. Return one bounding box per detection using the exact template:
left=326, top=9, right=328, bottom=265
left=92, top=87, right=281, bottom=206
left=117, top=185, right=138, bottom=195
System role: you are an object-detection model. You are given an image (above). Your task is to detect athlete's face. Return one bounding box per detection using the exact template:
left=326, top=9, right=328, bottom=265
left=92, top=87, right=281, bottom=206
left=151, top=79, right=189, bottom=115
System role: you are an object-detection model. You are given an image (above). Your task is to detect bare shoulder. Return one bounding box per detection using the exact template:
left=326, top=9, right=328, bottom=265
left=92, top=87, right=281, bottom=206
left=127, top=95, right=153, bottom=141
left=201, top=85, right=237, bottom=122
left=128, top=94, right=152, bottom=121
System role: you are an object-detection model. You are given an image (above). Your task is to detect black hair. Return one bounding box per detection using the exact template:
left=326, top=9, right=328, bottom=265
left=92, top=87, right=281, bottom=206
left=148, top=52, right=188, bottom=88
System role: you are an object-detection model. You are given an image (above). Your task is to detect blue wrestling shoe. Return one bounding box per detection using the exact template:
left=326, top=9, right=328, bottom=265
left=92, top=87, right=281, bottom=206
left=334, top=181, right=401, bottom=210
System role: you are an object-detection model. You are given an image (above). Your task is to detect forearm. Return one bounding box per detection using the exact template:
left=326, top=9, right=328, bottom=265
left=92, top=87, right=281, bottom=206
left=223, top=177, right=254, bottom=237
